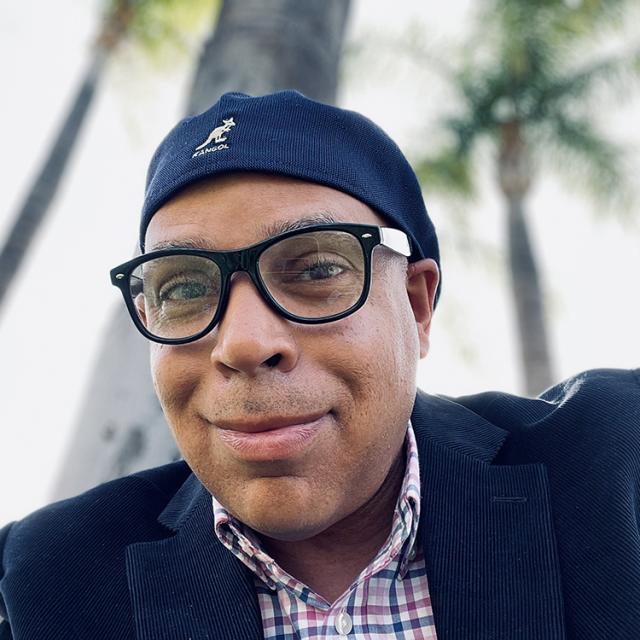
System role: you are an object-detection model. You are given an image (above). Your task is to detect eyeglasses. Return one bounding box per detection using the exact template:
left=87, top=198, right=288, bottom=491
left=110, top=223, right=411, bottom=345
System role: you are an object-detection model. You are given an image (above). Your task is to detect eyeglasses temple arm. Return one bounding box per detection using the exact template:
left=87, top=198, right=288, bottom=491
left=379, top=227, right=411, bottom=257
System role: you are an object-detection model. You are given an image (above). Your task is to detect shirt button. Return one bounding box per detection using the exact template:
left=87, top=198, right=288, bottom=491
left=335, top=610, right=353, bottom=635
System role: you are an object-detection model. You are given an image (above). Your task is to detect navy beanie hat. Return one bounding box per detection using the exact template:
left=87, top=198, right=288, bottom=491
left=141, top=91, right=441, bottom=299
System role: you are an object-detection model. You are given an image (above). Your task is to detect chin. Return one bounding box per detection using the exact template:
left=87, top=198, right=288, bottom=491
left=251, top=520, right=326, bottom=543
left=226, top=475, right=334, bottom=542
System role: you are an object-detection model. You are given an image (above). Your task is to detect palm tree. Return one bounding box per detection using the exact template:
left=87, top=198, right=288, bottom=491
left=52, top=0, right=352, bottom=500
left=413, top=0, right=640, bottom=395
left=0, top=0, right=217, bottom=314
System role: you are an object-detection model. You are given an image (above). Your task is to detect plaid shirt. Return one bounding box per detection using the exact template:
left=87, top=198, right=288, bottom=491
left=212, top=423, right=438, bottom=639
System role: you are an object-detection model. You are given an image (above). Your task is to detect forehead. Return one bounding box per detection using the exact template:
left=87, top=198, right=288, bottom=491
left=145, top=173, right=387, bottom=251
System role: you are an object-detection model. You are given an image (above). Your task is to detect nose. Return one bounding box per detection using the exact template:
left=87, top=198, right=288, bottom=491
left=210, top=274, right=299, bottom=377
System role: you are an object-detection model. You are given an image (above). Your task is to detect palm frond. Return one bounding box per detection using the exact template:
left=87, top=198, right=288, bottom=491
left=449, top=70, right=507, bottom=143
left=104, top=0, right=219, bottom=64
left=361, top=0, right=640, bottom=222
left=535, top=47, right=640, bottom=112
left=414, top=148, right=476, bottom=200
left=342, top=24, right=459, bottom=87
left=489, top=0, right=637, bottom=42
left=539, top=114, right=635, bottom=214
left=548, top=0, right=639, bottom=40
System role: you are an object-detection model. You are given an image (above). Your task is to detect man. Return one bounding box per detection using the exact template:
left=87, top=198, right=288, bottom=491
left=1, top=91, right=639, bottom=639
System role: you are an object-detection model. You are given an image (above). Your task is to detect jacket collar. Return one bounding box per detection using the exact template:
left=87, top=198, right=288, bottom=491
left=411, top=388, right=508, bottom=462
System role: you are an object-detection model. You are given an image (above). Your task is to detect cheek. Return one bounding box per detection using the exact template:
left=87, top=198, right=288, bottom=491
left=362, top=280, right=420, bottom=388
left=359, top=289, right=419, bottom=438
left=150, top=343, right=205, bottom=421
left=326, top=284, right=419, bottom=435
left=150, top=344, right=224, bottom=483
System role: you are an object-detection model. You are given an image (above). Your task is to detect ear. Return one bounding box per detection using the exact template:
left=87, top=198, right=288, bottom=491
left=405, top=259, right=439, bottom=359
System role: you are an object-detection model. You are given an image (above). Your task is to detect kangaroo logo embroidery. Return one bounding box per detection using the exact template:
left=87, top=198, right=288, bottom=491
left=192, top=118, right=236, bottom=157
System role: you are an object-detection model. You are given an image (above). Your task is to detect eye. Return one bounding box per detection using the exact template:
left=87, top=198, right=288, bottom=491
left=158, top=275, right=214, bottom=301
left=297, top=259, right=346, bottom=281
left=268, top=254, right=352, bottom=284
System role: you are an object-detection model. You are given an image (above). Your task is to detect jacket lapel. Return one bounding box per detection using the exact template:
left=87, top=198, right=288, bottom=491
left=125, top=473, right=263, bottom=640
left=413, top=391, right=566, bottom=640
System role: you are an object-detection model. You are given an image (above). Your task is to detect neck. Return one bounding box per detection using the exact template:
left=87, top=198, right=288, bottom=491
left=261, top=449, right=406, bottom=603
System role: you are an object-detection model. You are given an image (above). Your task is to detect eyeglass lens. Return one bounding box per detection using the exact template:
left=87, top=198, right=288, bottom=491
left=128, top=230, right=366, bottom=340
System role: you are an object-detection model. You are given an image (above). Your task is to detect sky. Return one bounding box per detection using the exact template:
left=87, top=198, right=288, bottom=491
left=1, top=0, right=638, bottom=525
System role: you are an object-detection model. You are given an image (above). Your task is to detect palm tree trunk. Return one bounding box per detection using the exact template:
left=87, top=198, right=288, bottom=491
left=0, top=0, right=135, bottom=315
left=0, top=50, right=105, bottom=312
left=50, top=301, right=178, bottom=502
left=187, top=0, right=351, bottom=113
left=498, top=120, right=555, bottom=396
left=506, top=194, right=555, bottom=395
left=52, top=0, right=352, bottom=500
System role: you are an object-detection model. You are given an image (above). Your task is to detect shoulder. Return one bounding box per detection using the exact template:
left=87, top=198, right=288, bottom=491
left=0, top=461, right=192, bottom=637
left=451, top=368, right=640, bottom=462
left=413, top=368, right=640, bottom=464
left=2, top=460, right=190, bottom=550
left=454, top=368, right=639, bottom=429
left=0, top=461, right=191, bottom=633
left=540, top=367, right=640, bottom=409
left=2, top=460, right=190, bottom=560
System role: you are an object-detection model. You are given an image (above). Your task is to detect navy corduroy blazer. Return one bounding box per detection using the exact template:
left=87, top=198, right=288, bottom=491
left=1, top=368, right=639, bottom=639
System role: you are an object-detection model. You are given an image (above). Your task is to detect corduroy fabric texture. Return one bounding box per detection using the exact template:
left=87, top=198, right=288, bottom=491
left=139, top=91, right=441, bottom=298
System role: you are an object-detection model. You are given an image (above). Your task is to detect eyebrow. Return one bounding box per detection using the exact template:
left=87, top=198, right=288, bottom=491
left=146, top=212, right=340, bottom=252
left=260, top=212, right=338, bottom=238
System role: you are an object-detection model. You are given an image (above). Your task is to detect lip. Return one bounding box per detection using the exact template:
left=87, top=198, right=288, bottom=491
left=215, top=412, right=327, bottom=433
left=215, top=413, right=329, bottom=461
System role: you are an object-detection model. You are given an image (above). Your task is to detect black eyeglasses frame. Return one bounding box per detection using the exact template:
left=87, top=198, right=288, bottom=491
left=110, top=223, right=411, bottom=345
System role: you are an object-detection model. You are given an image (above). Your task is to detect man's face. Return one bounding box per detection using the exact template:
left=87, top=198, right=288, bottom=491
left=146, top=173, right=438, bottom=541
